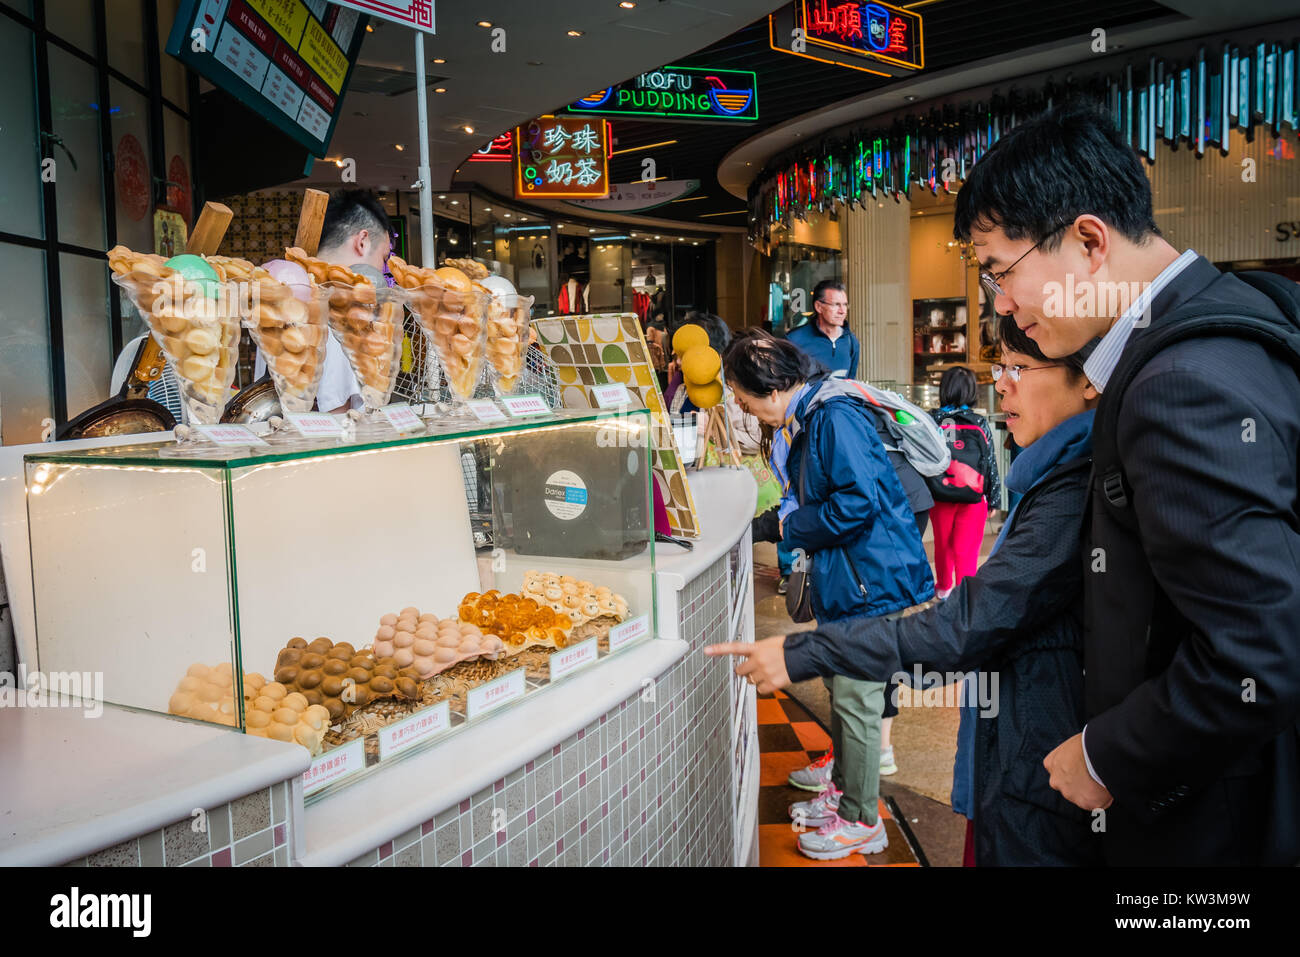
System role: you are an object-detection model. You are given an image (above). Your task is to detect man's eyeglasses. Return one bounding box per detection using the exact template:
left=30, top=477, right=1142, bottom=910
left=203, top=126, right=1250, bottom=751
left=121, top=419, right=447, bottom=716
left=991, top=362, right=1062, bottom=383
left=816, top=299, right=849, bottom=311
left=978, top=220, right=1073, bottom=303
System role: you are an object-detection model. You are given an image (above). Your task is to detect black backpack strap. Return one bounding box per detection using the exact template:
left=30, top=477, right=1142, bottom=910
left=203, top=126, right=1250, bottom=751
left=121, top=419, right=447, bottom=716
left=1094, top=290, right=1300, bottom=514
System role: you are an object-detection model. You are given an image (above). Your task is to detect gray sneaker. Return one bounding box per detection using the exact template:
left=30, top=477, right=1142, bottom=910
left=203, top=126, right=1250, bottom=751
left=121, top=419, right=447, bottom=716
left=789, top=784, right=841, bottom=829
left=879, top=747, right=898, bottom=776
left=788, top=751, right=834, bottom=791
left=798, top=814, right=889, bottom=860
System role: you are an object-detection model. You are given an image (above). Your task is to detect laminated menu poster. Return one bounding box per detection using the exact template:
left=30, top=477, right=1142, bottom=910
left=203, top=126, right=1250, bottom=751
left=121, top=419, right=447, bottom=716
left=533, top=313, right=700, bottom=537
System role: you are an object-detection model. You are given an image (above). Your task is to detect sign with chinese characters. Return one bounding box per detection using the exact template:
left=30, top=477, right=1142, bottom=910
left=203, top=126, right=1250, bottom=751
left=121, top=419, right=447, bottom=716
left=501, top=393, right=549, bottom=417
left=514, top=116, right=610, bottom=200
left=194, top=423, right=268, bottom=446
left=330, top=0, right=434, bottom=33
left=284, top=411, right=344, bottom=438
left=376, top=702, right=450, bottom=759
left=303, top=738, right=364, bottom=795
left=565, top=178, right=700, bottom=212
left=608, top=614, right=649, bottom=652
left=466, top=669, right=526, bottom=720
left=592, top=382, right=631, bottom=409
left=567, top=66, right=758, bottom=123
left=549, top=637, right=598, bottom=681
left=769, top=1, right=923, bottom=76
left=469, top=130, right=512, bottom=163
left=466, top=398, right=508, bottom=422
left=379, top=402, right=424, bottom=433
left=166, top=0, right=370, bottom=157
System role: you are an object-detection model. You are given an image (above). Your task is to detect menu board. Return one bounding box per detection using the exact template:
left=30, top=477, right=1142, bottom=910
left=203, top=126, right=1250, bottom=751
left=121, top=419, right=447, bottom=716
left=166, top=0, right=369, bottom=157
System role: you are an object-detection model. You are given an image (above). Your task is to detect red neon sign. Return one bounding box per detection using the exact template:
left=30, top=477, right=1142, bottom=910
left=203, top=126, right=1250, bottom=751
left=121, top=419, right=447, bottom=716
left=800, top=0, right=923, bottom=71
left=469, top=131, right=513, bottom=163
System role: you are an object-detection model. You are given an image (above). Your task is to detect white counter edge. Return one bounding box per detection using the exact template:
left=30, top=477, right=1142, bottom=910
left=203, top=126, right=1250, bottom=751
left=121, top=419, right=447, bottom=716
left=300, top=637, right=688, bottom=867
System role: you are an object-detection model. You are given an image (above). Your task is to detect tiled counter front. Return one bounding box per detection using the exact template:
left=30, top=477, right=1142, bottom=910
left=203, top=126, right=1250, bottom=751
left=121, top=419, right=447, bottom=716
left=342, top=555, right=736, bottom=867
left=61, top=782, right=295, bottom=867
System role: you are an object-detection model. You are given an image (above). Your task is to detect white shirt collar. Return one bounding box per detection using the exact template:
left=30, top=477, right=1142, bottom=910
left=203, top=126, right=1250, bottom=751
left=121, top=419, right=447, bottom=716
left=1083, top=249, right=1199, bottom=392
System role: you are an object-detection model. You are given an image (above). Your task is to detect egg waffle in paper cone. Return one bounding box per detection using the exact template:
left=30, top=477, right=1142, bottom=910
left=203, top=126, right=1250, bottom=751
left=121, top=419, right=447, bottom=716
left=108, top=246, right=241, bottom=425
left=388, top=256, right=491, bottom=401
left=484, top=292, right=534, bottom=395
left=243, top=279, right=331, bottom=413
left=322, top=281, right=407, bottom=410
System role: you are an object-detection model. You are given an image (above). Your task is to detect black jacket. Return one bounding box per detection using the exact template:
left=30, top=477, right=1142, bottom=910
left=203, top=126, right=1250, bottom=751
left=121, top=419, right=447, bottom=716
left=784, top=455, right=1101, bottom=866
left=1085, top=256, right=1300, bottom=866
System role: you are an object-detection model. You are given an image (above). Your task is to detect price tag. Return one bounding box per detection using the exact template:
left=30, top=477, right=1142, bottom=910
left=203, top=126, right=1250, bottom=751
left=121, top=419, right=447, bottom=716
left=376, top=702, right=450, bottom=760
left=549, top=637, right=598, bottom=681
left=193, top=424, right=268, bottom=446
left=380, top=402, right=424, bottom=433
left=501, top=394, right=548, bottom=417
left=592, top=382, right=631, bottom=409
left=466, top=398, right=507, bottom=423
left=302, top=738, right=364, bottom=796
left=466, top=669, right=526, bottom=720
left=608, top=614, right=649, bottom=652
left=284, top=411, right=344, bottom=438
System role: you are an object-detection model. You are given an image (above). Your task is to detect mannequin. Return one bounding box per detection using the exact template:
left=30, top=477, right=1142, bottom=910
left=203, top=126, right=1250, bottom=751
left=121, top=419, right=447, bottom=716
left=558, top=275, right=588, bottom=314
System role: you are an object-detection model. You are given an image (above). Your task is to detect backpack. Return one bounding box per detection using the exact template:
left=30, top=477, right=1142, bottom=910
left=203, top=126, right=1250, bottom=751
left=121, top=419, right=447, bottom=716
left=842, top=380, right=952, bottom=478
left=1086, top=269, right=1300, bottom=716
left=925, top=408, right=993, bottom=504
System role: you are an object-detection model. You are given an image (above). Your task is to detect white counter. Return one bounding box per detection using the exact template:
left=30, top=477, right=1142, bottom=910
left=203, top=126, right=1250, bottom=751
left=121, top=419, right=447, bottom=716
left=0, top=704, right=308, bottom=867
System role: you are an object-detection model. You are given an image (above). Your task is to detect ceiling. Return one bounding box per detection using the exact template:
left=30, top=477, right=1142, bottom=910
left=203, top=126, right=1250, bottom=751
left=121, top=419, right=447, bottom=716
left=311, top=0, right=787, bottom=192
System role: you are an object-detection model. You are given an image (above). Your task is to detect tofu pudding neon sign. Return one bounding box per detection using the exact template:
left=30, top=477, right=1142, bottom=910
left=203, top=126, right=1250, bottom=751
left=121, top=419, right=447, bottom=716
left=568, top=65, right=759, bottom=122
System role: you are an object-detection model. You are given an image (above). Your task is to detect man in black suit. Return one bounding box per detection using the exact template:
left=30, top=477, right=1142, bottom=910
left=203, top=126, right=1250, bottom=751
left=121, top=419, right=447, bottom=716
left=953, top=103, right=1300, bottom=865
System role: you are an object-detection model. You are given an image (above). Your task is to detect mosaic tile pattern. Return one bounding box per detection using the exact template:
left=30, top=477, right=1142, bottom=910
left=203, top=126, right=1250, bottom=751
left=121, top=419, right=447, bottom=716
left=59, top=781, right=293, bottom=868
left=343, top=556, right=736, bottom=866
left=534, top=313, right=700, bottom=537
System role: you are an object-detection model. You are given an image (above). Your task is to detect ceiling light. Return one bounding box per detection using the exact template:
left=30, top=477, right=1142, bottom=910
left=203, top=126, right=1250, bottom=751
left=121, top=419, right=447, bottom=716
left=557, top=224, right=564, bottom=229
left=483, top=207, right=491, bottom=212
left=438, top=194, right=446, bottom=199
left=692, top=242, right=699, bottom=246
left=503, top=213, right=511, bottom=218
left=463, top=125, right=475, bottom=134
left=654, top=235, right=661, bottom=240
left=520, top=217, right=527, bottom=221
left=527, top=60, right=544, bottom=66
left=477, top=20, right=492, bottom=28
left=366, top=24, right=374, bottom=32
left=435, top=87, right=446, bottom=93
left=432, top=57, right=446, bottom=64
left=450, top=200, right=460, bottom=205
left=620, top=1, right=636, bottom=7
left=393, top=143, right=404, bottom=151
left=567, top=29, right=584, bottom=37
left=333, top=159, right=344, bottom=167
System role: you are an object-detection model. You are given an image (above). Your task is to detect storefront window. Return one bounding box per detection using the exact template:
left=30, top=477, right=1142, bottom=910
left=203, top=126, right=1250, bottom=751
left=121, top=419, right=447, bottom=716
left=60, top=250, right=110, bottom=419
left=106, top=0, right=146, bottom=85
left=109, top=78, right=153, bottom=253
left=0, top=18, right=42, bottom=238
left=0, top=245, right=52, bottom=444
left=157, top=0, right=187, bottom=106
left=769, top=243, right=841, bottom=334
left=43, top=0, right=93, bottom=51
left=587, top=238, right=626, bottom=312
left=162, top=103, right=192, bottom=224
left=49, top=44, right=106, bottom=250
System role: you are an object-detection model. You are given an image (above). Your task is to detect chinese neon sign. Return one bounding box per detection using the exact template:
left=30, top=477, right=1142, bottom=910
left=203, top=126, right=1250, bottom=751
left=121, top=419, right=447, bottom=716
left=567, top=65, right=758, bottom=122
left=469, top=130, right=512, bottom=163
left=802, top=0, right=922, bottom=70
left=514, top=116, right=611, bottom=199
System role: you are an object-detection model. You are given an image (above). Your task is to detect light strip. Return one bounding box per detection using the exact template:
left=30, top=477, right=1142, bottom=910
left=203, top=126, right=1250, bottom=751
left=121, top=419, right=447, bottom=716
left=669, top=195, right=709, bottom=203
left=609, top=139, right=678, bottom=156
left=699, top=209, right=747, bottom=217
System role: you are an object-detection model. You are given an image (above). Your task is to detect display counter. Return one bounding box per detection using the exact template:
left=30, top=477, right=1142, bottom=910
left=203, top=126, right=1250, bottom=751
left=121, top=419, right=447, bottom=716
left=0, top=424, right=756, bottom=866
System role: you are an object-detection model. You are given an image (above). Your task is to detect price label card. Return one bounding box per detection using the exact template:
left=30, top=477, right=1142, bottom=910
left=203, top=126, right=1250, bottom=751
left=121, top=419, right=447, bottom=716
left=284, top=411, right=344, bottom=438
left=549, top=637, right=598, bottom=681
left=609, top=614, right=650, bottom=652
left=380, top=402, right=424, bottom=433
left=501, top=394, right=548, bottom=417
left=302, top=738, right=364, bottom=796
left=193, top=424, right=268, bottom=447
left=592, top=382, right=631, bottom=409
left=466, top=398, right=507, bottom=423
left=466, top=669, right=526, bottom=720
left=377, top=702, right=450, bottom=760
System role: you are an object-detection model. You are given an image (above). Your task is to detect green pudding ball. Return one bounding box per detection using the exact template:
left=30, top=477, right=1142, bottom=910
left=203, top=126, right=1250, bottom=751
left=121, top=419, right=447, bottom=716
left=164, top=254, right=219, bottom=298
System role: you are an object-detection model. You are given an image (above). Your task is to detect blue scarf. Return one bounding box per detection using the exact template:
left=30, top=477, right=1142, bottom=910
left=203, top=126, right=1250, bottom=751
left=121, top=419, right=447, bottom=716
left=952, top=408, right=1095, bottom=820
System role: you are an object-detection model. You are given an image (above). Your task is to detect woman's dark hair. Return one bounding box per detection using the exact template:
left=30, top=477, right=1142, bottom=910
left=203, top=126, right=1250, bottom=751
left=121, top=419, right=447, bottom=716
left=997, top=314, right=1089, bottom=380
left=939, top=366, right=977, bottom=407
left=953, top=101, right=1160, bottom=252
left=723, top=328, right=813, bottom=398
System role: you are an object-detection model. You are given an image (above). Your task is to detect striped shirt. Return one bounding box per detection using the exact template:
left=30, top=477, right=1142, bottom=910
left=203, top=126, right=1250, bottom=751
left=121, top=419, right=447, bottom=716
left=1082, top=249, right=1199, bottom=393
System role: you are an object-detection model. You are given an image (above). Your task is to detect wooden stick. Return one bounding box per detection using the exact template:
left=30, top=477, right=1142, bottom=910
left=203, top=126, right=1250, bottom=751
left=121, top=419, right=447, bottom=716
left=185, top=201, right=233, bottom=255
left=295, top=188, right=330, bottom=256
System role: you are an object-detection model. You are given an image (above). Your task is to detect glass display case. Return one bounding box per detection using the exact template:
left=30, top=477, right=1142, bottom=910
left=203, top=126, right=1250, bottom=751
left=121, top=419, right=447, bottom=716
left=24, top=409, right=655, bottom=799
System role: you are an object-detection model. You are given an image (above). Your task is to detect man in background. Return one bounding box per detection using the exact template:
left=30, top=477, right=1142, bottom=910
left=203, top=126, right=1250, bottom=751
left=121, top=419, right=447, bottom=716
left=787, top=280, right=859, bottom=379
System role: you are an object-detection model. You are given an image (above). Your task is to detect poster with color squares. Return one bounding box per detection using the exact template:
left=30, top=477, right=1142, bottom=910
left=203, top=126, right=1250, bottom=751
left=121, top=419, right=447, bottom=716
left=533, top=313, right=700, bottom=538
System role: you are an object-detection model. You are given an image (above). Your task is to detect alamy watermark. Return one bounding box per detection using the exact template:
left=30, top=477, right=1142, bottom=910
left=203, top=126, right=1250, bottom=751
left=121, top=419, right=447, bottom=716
left=1, top=666, right=103, bottom=717
left=890, top=665, right=1000, bottom=718
left=1042, top=276, right=1155, bottom=328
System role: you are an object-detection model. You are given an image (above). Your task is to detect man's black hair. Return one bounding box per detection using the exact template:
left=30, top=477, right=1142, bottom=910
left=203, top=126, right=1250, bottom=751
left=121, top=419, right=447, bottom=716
left=812, top=279, right=846, bottom=303
left=319, top=190, right=391, bottom=253
left=953, top=101, right=1160, bottom=252
left=997, top=313, right=1089, bottom=379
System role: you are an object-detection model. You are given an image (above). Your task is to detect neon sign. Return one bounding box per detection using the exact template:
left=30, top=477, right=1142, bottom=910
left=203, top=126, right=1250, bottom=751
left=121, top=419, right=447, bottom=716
left=567, top=65, right=758, bottom=122
left=803, top=0, right=921, bottom=69
left=514, top=116, right=611, bottom=200
left=469, top=131, right=512, bottom=163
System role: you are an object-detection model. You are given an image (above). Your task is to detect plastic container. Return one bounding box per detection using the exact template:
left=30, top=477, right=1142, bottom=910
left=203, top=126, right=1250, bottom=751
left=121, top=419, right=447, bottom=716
left=243, top=279, right=331, bottom=413
left=322, top=281, right=407, bottom=412
left=485, top=293, right=534, bottom=395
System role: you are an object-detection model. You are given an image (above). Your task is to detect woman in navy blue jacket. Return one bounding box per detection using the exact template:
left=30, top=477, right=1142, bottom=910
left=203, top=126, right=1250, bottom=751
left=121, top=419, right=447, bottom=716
left=724, top=330, right=933, bottom=860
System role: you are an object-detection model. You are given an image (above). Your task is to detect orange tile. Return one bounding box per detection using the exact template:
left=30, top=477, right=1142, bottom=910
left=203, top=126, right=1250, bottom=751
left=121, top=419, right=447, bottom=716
left=758, top=824, right=869, bottom=867
left=760, top=751, right=814, bottom=786
left=791, top=721, right=831, bottom=752
left=876, top=798, right=892, bottom=822
left=755, top=698, right=787, bottom=724
left=772, top=690, right=788, bottom=699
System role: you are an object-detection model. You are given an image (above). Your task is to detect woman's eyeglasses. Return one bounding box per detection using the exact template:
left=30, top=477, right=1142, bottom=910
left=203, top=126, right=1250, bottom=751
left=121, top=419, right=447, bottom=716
left=991, top=362, right=1063, bottom=383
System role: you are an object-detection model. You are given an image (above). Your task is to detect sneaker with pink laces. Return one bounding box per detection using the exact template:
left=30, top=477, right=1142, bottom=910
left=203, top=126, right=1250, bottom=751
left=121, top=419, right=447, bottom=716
left=788, top=784, right=842, bottom=829
left=797, top=812, right=889, bottom=860
left=787, top=748, right=834, bottom=792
